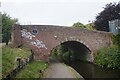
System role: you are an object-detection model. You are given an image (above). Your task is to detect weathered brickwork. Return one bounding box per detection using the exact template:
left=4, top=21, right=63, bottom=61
left=12, top=24, right=112, bottom=62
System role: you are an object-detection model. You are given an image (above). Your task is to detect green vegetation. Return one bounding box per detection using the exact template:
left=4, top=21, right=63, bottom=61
left=94, top=2, right=120, bottom=31
left=51, top=48, right=58, bottom=60
left=72, top=22, right=86, bottom=28
left=94, top=45, right=120, bottom=69
left=2, top=44, right=31, bottom=76
left=62, top=51, right=70, bottom=63
left=94, top=33, right=120, bottom=69
left=16, top=61, right=48, bottom=78
left=51, top=45, right=70, bottom=63
left=2, top=44, right=48, bottom=78
left=85, top=23, right=95, bottom=30
left=58, top=45, right=70, bottom=63
left=2, top=13, right=18, bottom=44
left=112, top=33, right=120, bottom=48
left=72, top=22, right=95, bottom=30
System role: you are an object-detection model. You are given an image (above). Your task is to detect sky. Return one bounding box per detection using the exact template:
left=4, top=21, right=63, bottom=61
left=1, top=0, right=120, bottom=26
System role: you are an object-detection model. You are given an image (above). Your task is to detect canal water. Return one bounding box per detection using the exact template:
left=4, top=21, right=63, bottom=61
left=66, top=61, right=120, bottom=79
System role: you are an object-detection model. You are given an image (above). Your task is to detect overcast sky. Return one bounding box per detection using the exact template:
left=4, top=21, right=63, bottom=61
left=1, top=0, right=119, bottom=26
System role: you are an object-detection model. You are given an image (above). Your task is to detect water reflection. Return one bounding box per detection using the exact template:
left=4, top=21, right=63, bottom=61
left=66, top=61, right=120, bottom=79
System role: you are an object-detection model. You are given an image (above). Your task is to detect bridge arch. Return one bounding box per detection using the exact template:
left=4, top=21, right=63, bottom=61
left=58, top=39, right=92, bottom=52
left=50, top=40, right=93, bottom=62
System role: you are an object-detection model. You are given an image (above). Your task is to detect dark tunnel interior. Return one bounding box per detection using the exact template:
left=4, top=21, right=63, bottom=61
left=61, top=41, right=92, bottom=62
left=50, top=41, right=92, bottom=63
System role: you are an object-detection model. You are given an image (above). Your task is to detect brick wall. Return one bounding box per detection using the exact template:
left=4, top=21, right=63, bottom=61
left=12, top=24, right=112, bottom=62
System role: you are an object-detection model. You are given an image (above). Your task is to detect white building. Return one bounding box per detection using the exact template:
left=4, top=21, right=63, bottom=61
left=109, top=19, right=120, bottom=35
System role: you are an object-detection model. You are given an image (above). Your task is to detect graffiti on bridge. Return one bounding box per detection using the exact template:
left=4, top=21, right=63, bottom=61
left=31, top=39, right=47, bottom=49
left=21, top=29, right=47, bottom=49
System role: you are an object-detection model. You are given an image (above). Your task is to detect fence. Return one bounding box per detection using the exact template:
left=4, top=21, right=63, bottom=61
left=2, top=51, right=34, bottom=79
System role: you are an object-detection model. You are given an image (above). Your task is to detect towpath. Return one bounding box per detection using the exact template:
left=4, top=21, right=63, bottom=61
left=43, top=62, right=84, bottom=79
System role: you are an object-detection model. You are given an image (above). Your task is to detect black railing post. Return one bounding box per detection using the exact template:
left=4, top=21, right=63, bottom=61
left=16, top=57, right=21, bottom=70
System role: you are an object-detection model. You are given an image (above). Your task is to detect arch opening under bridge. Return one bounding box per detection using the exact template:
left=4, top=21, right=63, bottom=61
left=50, top=41, right=92, bottom=63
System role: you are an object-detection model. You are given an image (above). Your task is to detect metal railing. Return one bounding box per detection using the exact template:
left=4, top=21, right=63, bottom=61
left=2, top=51, right=34, bottom=79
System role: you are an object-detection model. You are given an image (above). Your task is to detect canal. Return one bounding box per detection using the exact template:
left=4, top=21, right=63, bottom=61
left=50, top=41, right=120, bottom=79
left=66, top=60, right=120, bottom=79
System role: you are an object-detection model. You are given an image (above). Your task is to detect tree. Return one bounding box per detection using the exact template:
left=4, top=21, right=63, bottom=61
left=2, top=13, right=18, bottom=45
left=94, top=2, right=120, bottom=32
left=85, top=23, right=95, bottom=30
left=72, top=22, right=86, bottom=28
left=72, top=22, right=95, bottom=30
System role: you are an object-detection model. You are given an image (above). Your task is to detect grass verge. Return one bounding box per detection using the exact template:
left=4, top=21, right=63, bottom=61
left=15, top=60, right=48, bottom=78
left=2, top=44, right=31, bottom=76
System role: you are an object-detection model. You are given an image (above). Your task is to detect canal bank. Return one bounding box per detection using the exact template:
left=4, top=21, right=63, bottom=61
left=43, top=62, right=84, bottom=79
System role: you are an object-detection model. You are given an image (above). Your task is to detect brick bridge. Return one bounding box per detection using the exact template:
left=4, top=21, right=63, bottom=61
left=12, top=24, right=112, bottom=62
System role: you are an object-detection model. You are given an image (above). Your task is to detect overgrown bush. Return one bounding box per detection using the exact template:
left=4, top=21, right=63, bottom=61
left=51, top=48, right=58, bottom=60
left=94, top=33, right=120, bottom=69
left=94, top=45, right=120, bottom=69
left=62, top=51, right=70, bottom=63
left=50, top=44, right=71, bottom=63
left=112, top=33, right=120, bottom=48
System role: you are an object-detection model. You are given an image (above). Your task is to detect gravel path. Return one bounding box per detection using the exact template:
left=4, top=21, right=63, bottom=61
left=43, top=62, right=84, bottom=79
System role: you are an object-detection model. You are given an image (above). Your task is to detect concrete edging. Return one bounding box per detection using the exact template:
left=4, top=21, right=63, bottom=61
left=63, top=63, right=85, bottom=80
